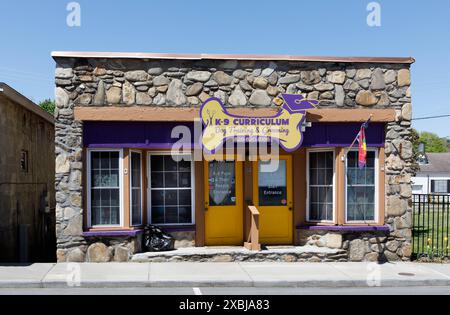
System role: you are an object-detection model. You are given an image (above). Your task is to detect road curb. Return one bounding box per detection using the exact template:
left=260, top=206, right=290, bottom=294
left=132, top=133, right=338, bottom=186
left=0, top=279, right=448, bottom=289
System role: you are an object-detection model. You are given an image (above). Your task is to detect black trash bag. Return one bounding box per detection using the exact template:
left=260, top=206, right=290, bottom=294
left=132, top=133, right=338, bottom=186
left=144, top=225, right=175, bottom=252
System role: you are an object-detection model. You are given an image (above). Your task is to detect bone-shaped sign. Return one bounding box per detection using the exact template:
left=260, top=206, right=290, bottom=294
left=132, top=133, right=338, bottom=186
left=200, top=94, right=318, bottom=152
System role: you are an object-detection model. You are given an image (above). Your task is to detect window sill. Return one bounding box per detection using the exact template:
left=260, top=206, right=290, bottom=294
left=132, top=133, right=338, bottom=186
left=297, top=225, right=390, bottom=232
left=82, top=229, right=144, bottom=237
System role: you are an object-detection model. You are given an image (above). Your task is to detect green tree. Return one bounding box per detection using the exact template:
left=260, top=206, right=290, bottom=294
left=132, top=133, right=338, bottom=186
left=418, top=131, right=448, bottom=153
left=39, top=99, right=55, bottom=115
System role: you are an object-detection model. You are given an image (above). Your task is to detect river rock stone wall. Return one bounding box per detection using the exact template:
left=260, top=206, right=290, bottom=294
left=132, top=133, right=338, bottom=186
left=54, top=56, right=413, bottom=262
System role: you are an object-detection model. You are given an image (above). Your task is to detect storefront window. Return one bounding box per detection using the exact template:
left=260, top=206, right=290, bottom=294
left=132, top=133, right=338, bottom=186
left=258, top=160, right=287, bottom=206
left=149, top=154, right=193, bottom=224
left=130, top=151, right=142, bottom=226
left=89, top=150, right=122, bottom=226
left=346, top=150, right=376, bottom=222
left=308, top=151, right=334, bottom=222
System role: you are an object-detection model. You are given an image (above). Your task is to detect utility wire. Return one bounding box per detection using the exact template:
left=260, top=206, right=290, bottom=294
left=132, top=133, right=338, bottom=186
left=412, top=114, right=450, bottom=121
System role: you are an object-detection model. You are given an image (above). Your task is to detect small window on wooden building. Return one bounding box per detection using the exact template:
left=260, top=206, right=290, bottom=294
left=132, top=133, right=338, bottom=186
left=20, top=150, right=28, bottom=172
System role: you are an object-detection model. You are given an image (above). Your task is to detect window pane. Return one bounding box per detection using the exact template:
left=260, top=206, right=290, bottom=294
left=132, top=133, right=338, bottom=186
left=130, top=152, right=142, bottom=226
left=310, top=153, right=318, bottom=169
left=92, top=170, right=101, bottom=187
left=111, top=189, right=120, bottom=207
left=346, top=150, right=376, bottom=222
left=101, top=189, right=110, bottom=206
left=100, top=207, right=109, bottom=225
left=356, top=169, right=366, bottom=185
left=131, top=152, right=141, bottom=188
left=366, top=168, right=375, bottom=185
left=179, top=160, right=191, bottom=172
left=325, top=169, right=333, bottom=185
left=92, top=207, right=100, bottom=225
left=99, top=170, right=110, bottom=187
left=151, top=172, right=164, bottom=188
left=326, top=204, right=333, bottom=221
left=151, top=190, right=164, bottom=206
left=165, top=207, right=178, bottom=224
left=178, top=190, right=192, bottom=206
left=318, top=203, right=326, bottom=220
left=90, top=150, right=122, bottom=226
left=326, top=152, right=334, bottom=168
left=151, top=156, right=164, bottom=172
left=110, top=152, right=119, bottom=168
left=92, top=190, right=101, bottom=207
left=317, top=153, right=326, bottom=168
left=151, top=206, right=165, bottom=224
left=179, top=172, right=191, bottom=188
left=208, top=161, right=236, bottom=206
left=310, top=187, right=318, bottom=203
left=433, top=180, right=447, bottom=193
left=149, top=154, right=193, bottom=225
left=310, top=203, right=318, bottom=221
left=179, top=206, right=191, bottom=223
left=165, top=190, right=177, bottom=206
left=111, top=207, right=120, bottom=225
left=165, top=172, right=178, bottom=188
left=164, top=156, right=177, bottom=171
left=308, top=151, right=334, bottom=221
left=131, top=189, right=142, bottom=226
left=366, top=151, right=375, bottom=168
left=347, top=204, right=355, bottom=221
left=317, top=169, right=326, bottom=185
left=109, top=170, right=119, bottom=187
left=100, top=152, right=110, bottom=169
left=258, top=160, right=287, bottom=206
left=347, top=151, right=357, bottom=168
left=310, top=169, right=318, bottom=186
left=92, top=152, right=100, bottom=169
left=365, top=204, right=375, bottom=221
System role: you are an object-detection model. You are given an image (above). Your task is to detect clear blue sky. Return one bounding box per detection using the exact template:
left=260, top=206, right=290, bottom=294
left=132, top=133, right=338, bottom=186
left=1, top=0, right=449, bottom=137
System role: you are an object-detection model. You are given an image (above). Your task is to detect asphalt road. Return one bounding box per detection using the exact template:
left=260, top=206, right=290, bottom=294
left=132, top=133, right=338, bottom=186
left=0, top=286, right=449, bottom=295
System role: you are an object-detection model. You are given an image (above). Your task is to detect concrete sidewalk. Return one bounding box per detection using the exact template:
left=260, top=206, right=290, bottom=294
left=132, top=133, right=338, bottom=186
left=0, top=262, right=449, bottom=288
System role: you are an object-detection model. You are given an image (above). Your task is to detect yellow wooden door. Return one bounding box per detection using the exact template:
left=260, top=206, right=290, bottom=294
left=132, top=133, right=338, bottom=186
left=253, top=156, right=293, bottom=244
left=204, top=160, right=243, bottom=245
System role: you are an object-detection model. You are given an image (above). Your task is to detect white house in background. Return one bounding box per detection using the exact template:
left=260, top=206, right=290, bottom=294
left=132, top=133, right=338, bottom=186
left=412, top=153, right=450, bottom=195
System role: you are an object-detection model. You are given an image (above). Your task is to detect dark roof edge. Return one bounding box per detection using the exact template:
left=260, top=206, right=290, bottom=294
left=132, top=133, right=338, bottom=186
left=51, top=51, right=415, bottom=64
left=0, top=83, right=54, bottom=124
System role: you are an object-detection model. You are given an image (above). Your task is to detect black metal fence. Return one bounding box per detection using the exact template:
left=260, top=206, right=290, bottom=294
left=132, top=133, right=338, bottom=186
left=412, top=194, right=450, bottom=259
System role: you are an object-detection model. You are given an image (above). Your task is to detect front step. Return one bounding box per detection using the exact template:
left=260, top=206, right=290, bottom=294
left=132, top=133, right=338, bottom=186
left=131, top=245, right=348, bottom=262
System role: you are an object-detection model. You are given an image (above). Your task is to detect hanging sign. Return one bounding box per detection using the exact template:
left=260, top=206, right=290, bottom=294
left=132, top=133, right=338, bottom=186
left=200, top=94, right=318, bottom=152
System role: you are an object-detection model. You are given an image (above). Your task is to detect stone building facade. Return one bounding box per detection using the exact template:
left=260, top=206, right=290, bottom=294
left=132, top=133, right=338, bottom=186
left=53, top=52, right=414, bottom=262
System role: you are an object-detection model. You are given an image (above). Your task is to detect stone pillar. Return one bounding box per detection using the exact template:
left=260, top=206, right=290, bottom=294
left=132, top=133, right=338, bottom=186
left=55, top=65, right=86, bottom=262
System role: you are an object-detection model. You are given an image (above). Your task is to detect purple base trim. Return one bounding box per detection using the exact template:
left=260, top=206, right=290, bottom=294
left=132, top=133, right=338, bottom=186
left=82, top=229, right=144, bottom=237
left=297, top=225, right=390, bottom=232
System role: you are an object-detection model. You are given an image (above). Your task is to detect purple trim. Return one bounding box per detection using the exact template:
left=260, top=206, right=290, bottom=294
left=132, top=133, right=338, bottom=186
left=82, top=229, right=144, bottom=237
left=85, top=143, right=202, bottom=149
left=297, top=225, right=390, bottom=232
left=304, top=143, right=384, bottom=148
left=83, top=121, right=385, bottom=149
left=83, top=121, right=198, bottom=149
left=302, top=122, right=385, bottom=147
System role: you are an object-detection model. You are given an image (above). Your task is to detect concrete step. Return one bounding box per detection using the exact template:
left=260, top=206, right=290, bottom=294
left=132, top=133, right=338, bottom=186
left=131, top=245, right=348, bottom=262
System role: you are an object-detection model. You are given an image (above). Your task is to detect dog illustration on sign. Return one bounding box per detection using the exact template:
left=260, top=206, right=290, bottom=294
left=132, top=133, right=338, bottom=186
left=200, top=94, right=318, bottom=152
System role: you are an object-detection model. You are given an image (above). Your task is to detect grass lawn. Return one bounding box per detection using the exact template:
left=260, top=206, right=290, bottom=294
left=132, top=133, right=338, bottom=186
left=412, top=203, right=450, bottom=258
